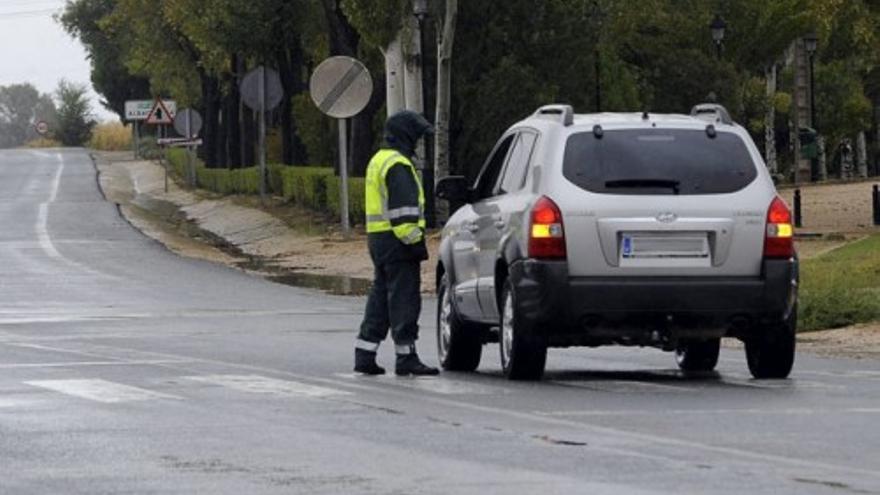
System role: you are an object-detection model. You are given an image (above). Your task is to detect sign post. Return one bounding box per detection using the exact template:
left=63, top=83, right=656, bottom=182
left=309, top=56, right=373, bottom=238
left=126, top=99, right=176, bottom=159
left=241, top=66, right=283, bottom=204
left=174, top=108, right=203, bottom=189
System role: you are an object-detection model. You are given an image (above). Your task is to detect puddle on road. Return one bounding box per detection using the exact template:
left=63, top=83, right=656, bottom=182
left=266, top=272, right=371, bottom=296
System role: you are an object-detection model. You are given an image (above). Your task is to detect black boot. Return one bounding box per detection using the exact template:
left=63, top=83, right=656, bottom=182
left=395, top=353, right=440, bottom=376
left=354, top=349, right=385, bottom=375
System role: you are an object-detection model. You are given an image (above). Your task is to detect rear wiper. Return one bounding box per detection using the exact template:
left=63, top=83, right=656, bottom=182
left=605, top=178, right=680, bottom=194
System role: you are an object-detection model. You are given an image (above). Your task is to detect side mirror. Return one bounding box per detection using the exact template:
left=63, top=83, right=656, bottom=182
left=435, top=176, right=471, bottom=203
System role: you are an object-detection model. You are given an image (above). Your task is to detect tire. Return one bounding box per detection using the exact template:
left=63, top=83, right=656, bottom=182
left=745, top=307, right=797, bottom=379
left=499, top=279, right=547, bottom=380
left=436, top=274, right=482, bottom=372
left=675, top=338, right=720, bottom=372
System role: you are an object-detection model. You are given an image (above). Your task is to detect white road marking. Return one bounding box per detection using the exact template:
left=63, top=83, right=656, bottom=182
left=336, top=373, right=506, bottom=395
left=72, top=341, right=880, bottom=480
left=539, top=408, right=880, bottom=417
left=0, top=398, right=43, bottom=408
left=25, top=379, right=179, bottom=403
left=185, top=374, right=349, bottom=398
left=0, top=359, right=189, bottom=369
left=30, top=153, right=117, bottom=279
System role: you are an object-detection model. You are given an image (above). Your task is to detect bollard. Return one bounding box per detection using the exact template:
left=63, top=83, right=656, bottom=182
left=794, top=188, right=803, bottom=228
left=873, top=184, right=879, bottom=226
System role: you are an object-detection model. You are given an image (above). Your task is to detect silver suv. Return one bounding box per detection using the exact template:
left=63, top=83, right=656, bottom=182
left=435, top=104, right=798, bottom=380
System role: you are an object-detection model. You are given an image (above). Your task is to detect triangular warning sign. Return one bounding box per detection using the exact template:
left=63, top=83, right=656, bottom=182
left=146, top=99, right=174, bottom=125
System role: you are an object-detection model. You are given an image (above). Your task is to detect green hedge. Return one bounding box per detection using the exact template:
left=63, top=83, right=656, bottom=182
left=165, top=148, right=360, bottom=222
left=279, top=166, right=334, bottom=210
left=326, top=177, right=366, bottom=225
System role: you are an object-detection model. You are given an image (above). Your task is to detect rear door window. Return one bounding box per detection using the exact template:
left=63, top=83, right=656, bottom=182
left=563, top=129, right=758, bottom=195
left=498, top=131, right=537, bottom=194
left=474, top=134, right=515, bottom=200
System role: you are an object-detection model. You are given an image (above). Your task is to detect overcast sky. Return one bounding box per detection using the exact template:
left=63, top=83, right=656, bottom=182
left=0, top=0, right=118, bottom=122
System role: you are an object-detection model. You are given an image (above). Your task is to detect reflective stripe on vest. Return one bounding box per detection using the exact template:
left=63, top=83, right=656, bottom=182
left=364, top=150, right=426, bottom=241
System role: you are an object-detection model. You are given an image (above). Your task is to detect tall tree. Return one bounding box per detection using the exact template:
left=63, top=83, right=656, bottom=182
left=54, top=80, right=97, bottom=146
left=0, top=83, right=57, bottom=148
left=58, top=0, right=151, bottom=122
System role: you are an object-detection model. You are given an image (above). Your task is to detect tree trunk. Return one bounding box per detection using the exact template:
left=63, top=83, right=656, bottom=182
left=199, top=71, right=221, bottom=169
left=384, top=36, right=406, bottom=116
left=435, top=0, right=458, bottom=222
left=277, top=45, right=308, bottom=165
left=226, top=53, right=242, bottom=168
left=241, top=105, right=256, bottom=167
left=857, top=131, right=868, bottom=178
left=874, top=101, right=880, bottom=176
left=764, top=64, right=777, bottom=175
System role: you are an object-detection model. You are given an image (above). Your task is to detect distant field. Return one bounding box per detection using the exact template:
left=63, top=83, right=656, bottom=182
left=90, top=122, right=132, bottom=151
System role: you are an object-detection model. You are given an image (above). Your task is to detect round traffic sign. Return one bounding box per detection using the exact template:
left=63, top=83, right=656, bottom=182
left=173, top=108, right=203, bottom=138
left=309, top=56, right=373, bottom=119
left=240, top=66, right=284, bottom=112
left=35, top=121, right=49, bottom=136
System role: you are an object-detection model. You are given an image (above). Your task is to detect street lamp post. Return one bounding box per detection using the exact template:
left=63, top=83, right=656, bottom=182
left=413, top=0, right=435, bottom=228
left=710, top=14, right=726, bottom=60
left=804, top=31, right=818, bottom=130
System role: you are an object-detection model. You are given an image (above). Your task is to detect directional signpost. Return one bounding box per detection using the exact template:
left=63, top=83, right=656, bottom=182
left=125, top=99, right=176, bottom=158
left=309, top=56, right=373, bottom=237
left=241, top=66, right=283, bottom=204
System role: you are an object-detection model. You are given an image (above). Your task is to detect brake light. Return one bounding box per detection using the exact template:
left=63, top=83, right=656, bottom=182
left=764, top=196, right=794, bottom=259
left=529, top=196, right=566, bottom=259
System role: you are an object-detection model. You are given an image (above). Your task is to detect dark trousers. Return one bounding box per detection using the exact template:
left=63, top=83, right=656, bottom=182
left=358, top=260, right=421, bottom=349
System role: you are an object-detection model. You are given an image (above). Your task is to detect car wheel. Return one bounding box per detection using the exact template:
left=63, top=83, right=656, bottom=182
left=745, top=307, right=797, bottom=379
left=436, top=274, right=482, bottom=372
left=675, top=338, right=720, bottom=372
left=499, top=279, right=547, bottom=380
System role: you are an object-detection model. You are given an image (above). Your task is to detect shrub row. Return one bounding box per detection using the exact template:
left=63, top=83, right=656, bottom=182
left=166, top=148, right=365, bottom=224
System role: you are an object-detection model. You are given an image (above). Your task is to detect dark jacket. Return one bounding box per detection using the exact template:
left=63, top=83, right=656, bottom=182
left=368, top=111, right=433, bottom=265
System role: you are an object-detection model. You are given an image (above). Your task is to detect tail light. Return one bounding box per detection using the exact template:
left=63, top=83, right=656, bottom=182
left=529, top=196, right=566, bottom=259
left=764, top=196, right=794, bottom=259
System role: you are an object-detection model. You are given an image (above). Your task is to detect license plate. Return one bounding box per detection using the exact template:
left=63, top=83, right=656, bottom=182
left=621, top=233, right=709, bottom=259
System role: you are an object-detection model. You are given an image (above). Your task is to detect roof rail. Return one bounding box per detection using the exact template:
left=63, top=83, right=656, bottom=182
left=690, top=103, right=733, bottom=125
left=534, top=104, right=574, bottom=126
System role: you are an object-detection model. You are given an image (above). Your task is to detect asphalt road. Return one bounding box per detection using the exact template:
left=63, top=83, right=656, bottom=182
left=2, top=148, right=880, bottom=495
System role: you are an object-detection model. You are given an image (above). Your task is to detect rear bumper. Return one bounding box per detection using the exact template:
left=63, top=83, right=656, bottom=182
left=508, top=258, right=798, bottom=346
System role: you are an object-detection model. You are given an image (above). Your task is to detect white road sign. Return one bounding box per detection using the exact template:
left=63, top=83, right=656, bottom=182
left=125, top=99, right=177, bottom=121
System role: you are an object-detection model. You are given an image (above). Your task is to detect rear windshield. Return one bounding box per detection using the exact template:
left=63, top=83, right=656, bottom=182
left=563, top=129, right=758, bottom=195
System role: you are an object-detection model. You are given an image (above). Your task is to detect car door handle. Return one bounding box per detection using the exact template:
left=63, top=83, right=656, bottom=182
left=492, top=215, right=505, bottom=229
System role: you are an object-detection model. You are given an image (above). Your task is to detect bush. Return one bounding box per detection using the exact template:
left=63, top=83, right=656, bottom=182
left=138, top=137, right=164, bottom=160
left=89, top=122, right=132, bottom=151
left=326, top=177, right=366, bottom=225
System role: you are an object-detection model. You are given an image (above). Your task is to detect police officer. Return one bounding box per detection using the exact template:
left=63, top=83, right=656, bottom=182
left=354, top=110, right=439, bottom=376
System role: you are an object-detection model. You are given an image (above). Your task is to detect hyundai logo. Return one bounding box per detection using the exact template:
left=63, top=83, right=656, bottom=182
left=656, top=212, right=678, bottom=223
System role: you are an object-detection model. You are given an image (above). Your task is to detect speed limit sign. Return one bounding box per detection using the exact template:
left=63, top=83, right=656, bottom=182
left=35, top=121, right=49, bottom=136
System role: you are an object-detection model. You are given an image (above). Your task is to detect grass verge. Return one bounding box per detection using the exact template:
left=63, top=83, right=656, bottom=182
left=799, top=234, right=880, bottom=331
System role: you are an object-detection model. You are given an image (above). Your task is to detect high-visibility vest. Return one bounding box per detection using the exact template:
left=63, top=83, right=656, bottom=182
left=365, top=149, right=426, bottom=244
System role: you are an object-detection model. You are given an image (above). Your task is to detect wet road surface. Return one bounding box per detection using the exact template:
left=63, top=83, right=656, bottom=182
left=2, top=149, right=880, bottom=494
